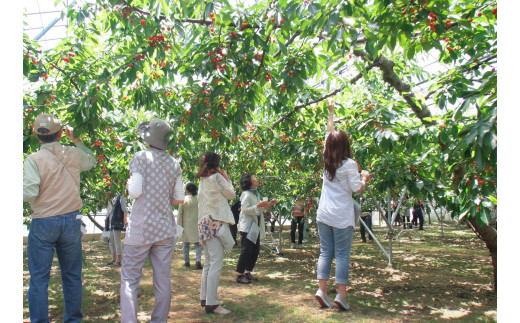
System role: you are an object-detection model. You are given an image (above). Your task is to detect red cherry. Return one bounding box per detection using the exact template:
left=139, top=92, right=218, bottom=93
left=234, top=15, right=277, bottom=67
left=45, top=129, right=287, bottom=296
left=141, top=19, right=145, bottom=25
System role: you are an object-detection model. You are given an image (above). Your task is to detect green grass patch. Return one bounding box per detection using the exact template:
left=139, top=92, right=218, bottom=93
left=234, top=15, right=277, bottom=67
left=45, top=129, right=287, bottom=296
left=23, top=223, right=497, bottom=322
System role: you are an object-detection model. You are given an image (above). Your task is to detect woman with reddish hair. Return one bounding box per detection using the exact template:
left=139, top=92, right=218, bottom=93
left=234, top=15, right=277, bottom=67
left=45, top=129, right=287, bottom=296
left=314, top=101, right=371, bottom=311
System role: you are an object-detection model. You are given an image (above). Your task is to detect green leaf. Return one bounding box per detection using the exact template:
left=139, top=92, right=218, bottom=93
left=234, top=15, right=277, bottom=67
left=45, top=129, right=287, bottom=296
left=308, top=4, right=318, bottom=16
left=365, top=39, right=376, bottom=59
left=388, top=34, right=396, bottom=52
left=406, top=44, right=415, bottom=60
left=204, top=2, right=214, bottom=17
left=29, top=73, right=40, bottom=82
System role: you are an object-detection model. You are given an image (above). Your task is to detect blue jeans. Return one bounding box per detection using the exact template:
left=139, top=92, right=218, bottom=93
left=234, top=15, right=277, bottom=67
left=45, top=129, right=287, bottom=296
left=316, top=221, right=354, bottom=285
left=27, top=211, right=83, bottom=323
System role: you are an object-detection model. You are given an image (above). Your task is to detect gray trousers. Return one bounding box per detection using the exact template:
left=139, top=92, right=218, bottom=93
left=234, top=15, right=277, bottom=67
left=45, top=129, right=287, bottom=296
left=120, top=237, right=176, bottom=323
left=109, top=230, right=122, bottom=255
left=200, top=237, right=224, bottom=306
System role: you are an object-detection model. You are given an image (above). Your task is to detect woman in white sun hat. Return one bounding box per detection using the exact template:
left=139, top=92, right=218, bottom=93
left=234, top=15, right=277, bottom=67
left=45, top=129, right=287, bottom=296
left=120, top=118, right=185, bottom=323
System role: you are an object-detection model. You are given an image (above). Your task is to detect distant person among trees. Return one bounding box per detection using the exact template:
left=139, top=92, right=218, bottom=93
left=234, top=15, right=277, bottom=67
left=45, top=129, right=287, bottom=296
left=121, top=118, right=185, bottom=323
left=314, top=101, right=371, bottom=311
left=177, top=183, right=203, bottom=269
left=403, top=205, right=412, bottom=229
left=197, top=152, right=236, bottom=315
left=105, top=193, right=128, bottom=266
left=359, top=209, right=374, bottom=243
left=358, top=197, right=373, bottom=243
left=391, top=204, right=401, bottom=227
left=236, top=173, right=277, bottom=284
left=412, top=201, right=425, bottom=230
left=290, top=199, right=305, bottom=249
left=23, top=113, right=96, bottom=322
left=230, top=199, right=241, bottom=246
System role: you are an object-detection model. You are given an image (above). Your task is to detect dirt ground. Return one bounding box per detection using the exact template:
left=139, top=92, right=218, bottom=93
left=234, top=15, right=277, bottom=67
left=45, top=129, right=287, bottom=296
left=22, top=222, right=497, bottom=322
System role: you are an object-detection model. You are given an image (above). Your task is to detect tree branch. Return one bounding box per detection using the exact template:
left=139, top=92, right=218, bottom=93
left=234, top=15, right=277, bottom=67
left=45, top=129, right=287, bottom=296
left=273, top=31, right=301, bottom=59
left=49, top=61, right=82, bottom=94
left=352, top=50, right=434, bottom=125
left=269, top=64, right=375, bottom=129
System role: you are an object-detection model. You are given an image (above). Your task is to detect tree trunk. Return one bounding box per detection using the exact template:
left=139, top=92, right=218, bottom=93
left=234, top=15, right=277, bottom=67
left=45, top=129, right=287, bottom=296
left=465, top=216, right=497, bottom=291
left=87, top=213, right=105, bottom=231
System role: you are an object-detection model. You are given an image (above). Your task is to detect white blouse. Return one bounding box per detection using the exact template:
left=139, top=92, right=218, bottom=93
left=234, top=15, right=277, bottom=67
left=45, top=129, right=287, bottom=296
left=317, top=132, right=363, bottom=229
left=197, top=173, right=236, bottom=224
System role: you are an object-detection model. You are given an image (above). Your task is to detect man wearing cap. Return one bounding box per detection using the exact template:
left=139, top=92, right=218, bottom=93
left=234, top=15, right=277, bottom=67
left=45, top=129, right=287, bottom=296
left=121, top=118, right=185, bottom=323
left=23, top=113, right=96, bottom=322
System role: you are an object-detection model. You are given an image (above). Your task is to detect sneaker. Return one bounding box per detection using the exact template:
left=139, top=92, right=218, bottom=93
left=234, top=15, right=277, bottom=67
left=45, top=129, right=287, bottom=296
left=334, top=294, right=350, bottom=311
left=195, top=261, right=203, bottom=270
left=236, top=275, right=251, bottom=284
left=297, top=244, right=303, bottom=249
left=315, top=289, right=333, bottom=308
left=358, top=240, right=366, bottom=243
left=245, top=272, right=258, bottom=281
left=290, top=243, right=296, bottom=249
left=208, top=305, right=231, bottom=315
left=184, top=262, right=191, bottom=267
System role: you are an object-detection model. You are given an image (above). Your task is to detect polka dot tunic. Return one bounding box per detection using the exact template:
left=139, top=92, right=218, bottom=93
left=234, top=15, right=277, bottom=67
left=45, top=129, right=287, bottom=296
left=125, top=148, right=184, bottom=246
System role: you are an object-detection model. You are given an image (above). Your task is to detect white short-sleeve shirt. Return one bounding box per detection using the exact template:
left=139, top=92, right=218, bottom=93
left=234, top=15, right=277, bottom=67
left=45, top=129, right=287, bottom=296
left=317, top=132, right=363, bottom=229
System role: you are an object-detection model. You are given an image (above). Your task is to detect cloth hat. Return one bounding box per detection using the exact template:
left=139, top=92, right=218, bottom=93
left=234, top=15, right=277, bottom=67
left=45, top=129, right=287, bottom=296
left=34, top=113, right=62, bottom=135
left=137, top=118, right=171, bottom=150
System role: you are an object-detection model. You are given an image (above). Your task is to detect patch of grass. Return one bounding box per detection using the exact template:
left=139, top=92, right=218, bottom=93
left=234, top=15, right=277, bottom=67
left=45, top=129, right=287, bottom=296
left=23, top=223, right=497, bottom=322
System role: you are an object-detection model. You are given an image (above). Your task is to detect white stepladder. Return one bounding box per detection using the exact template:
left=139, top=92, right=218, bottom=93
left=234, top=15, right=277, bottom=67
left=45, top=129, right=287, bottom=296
left=261, top=210, right=283, bottom=255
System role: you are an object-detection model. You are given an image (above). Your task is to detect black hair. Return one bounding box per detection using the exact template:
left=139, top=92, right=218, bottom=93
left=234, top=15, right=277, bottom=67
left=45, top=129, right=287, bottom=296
left=240, top=173, right=253, bottom=191
left=37, top=130, right=60, bottom=143
left=186, top=183, right=198, bottom=196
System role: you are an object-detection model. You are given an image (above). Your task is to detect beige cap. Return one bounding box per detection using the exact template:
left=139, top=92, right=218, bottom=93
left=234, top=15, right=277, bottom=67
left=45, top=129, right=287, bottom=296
left=34, top=113, right=62, bottom=135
